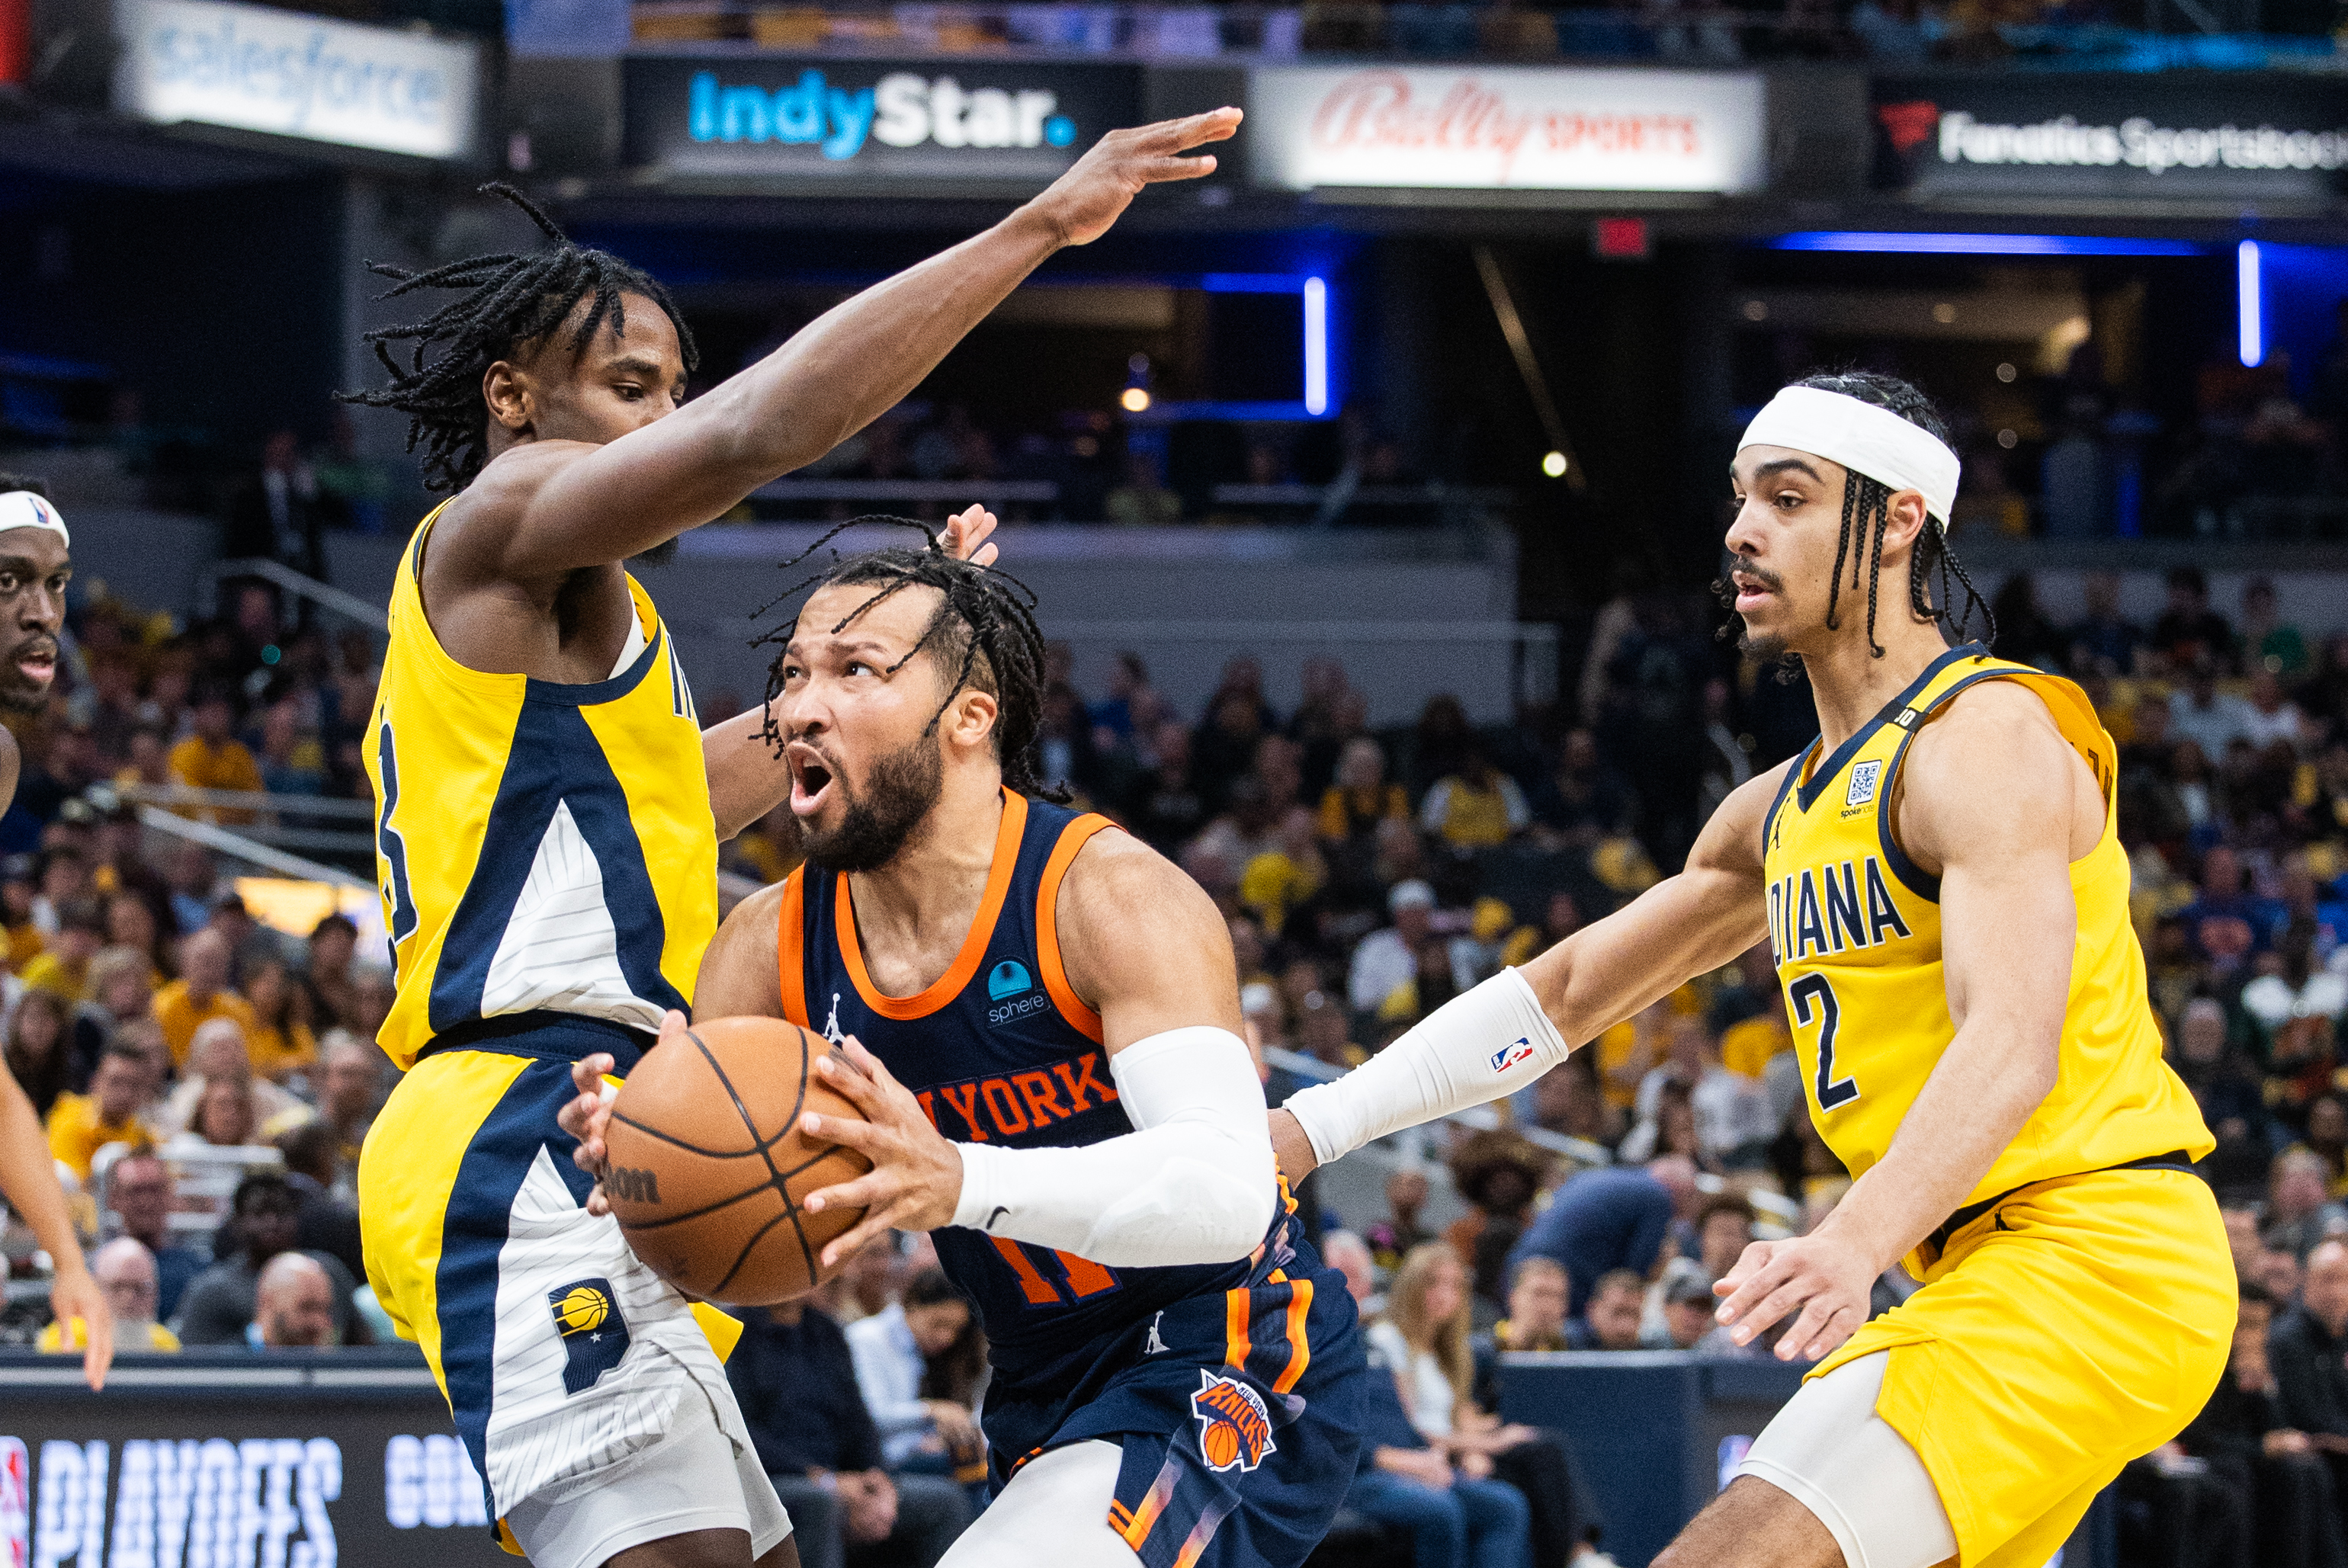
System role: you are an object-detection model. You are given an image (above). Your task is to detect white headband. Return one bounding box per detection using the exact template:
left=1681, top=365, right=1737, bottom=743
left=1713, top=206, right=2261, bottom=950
left=1737, top=386, right=1960, bottom=528
left=0, top=492, right=69, bottom=547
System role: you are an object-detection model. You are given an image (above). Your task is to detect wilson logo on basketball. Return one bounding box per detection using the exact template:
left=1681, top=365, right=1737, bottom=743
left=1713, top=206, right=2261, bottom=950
left=607, top=1166, right=662, bottom=1204
left=1190, top=1371, right=1276, bottom=1473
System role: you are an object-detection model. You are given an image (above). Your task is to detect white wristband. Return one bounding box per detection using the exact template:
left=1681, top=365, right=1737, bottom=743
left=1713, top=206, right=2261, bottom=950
left=948, top=1026, right=1276, bottom=1268
left=1282, top=966, right=1570, bottom=1167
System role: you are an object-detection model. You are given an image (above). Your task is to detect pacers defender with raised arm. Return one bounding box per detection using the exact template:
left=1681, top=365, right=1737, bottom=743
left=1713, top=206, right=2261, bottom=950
left=566, top=534, right=1366, bottom=1568
left=348, top=107, right=1240, bottom=1568
left=1267, top=371, right=2229, bottom=1568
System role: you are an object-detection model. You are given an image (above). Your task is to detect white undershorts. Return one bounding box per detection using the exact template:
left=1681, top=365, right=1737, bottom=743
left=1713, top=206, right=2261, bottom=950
left=939, top=1440, right=1137, bottom=1568
left=503, top=1375, right=792, bottom=1568
left=1733, top=1352, right=1959, bottom=1568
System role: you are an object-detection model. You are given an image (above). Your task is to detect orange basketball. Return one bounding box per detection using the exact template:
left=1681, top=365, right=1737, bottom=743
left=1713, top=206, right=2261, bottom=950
left=601, top=1016, right=871, bottom=1306
left=1201, top=1422, right=1240, bottom=1469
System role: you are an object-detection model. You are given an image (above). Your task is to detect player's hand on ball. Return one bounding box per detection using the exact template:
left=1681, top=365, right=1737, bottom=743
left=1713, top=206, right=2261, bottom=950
left=1027, top=107, right=1241, bottom=248
left=560, top=1010, right=691, bottom=1217
left=800, top=1034, right=965, bottom=1267
left=1713, top=1229, right=1876, bottom=1363
left=938, top=504, right=999, bottom=568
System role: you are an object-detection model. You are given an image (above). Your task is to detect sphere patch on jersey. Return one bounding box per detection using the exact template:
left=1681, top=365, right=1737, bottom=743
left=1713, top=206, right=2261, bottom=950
left=548, top=1278, right=630, bottom=1395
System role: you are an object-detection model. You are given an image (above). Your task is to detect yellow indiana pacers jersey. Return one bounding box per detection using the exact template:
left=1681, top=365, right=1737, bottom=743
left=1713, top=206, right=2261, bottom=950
left=364, top=502, right=717, bottom=1072
left=1760, top=643, right=2211, bottom=1212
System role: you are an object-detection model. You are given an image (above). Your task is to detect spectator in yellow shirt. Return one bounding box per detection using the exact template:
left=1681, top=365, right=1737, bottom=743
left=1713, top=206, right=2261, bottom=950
left=46, top=1044, right=158, bottom=1183
left=19, top=900, right=104, bottom=1004
left=166, top=691, right=264, bottom=826
left=242, top=958, right=317, bottom=1082
left=1317, top=738, right=1410, bottom=845
left=1416, top=748, right=1529, bottom=850
left=1718, top=989, right=1793, bottom=1081
left=153, top=928, right=256, bottom=1068
left=40, top=1237, right=180, bottom=1354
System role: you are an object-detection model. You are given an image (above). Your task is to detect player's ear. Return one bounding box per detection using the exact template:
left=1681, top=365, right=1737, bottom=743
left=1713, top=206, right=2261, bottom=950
left=1882, top=489, right=1932, bottom=563
left=483, top=359, right=534, bottom=434
left=948, top=688, right=999, bottom=754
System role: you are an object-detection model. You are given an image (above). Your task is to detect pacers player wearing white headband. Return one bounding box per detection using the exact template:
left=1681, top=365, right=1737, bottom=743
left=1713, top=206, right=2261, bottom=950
left=0, top=475, right=114, bottom=1390
left=1272, top=370, right=2229, bottom=1568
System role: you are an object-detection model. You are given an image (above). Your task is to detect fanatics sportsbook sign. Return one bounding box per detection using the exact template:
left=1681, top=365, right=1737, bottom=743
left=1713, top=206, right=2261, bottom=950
left=111, top=0, right=480, bottom=160
left=1873, top=75, right=2348, bottom=201
left=1247, top=66, right=1766, bottom=194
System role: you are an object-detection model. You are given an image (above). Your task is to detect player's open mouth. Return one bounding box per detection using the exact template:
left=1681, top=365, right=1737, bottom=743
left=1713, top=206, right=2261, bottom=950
left=14, top=646, right=54, bottom=684
left=787, top=746, right=836, bottom=816
left=1731, top=573, right=1775, bottom=614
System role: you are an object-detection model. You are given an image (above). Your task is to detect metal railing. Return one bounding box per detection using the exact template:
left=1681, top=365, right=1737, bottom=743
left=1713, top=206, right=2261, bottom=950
left=133, top=803, right=376, bottom=892
left=121, top=785, right=377, bottom=865
left=198, top=559, right=389, bottom=636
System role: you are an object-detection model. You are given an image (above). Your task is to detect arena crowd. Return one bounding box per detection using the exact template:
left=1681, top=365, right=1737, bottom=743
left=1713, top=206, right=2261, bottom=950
left=1, top=554, right=2345, bottom=1568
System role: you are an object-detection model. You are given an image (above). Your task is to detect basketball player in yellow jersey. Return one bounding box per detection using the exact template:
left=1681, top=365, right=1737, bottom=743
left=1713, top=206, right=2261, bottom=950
left=1269, top=369, right=2231, bottom=1568
left=342, top=111, right=1239, bottom=1568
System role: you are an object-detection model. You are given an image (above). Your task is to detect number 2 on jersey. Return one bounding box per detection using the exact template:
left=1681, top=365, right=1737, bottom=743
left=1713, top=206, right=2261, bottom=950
left=1790, top=973, right=1859, bottom=1111
left=990, top=1236, right=1121, bottom=1307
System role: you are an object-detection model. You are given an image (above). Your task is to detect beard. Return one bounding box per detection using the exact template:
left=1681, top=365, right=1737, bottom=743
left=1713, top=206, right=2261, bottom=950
left=798, top=732, right=945, bottom=873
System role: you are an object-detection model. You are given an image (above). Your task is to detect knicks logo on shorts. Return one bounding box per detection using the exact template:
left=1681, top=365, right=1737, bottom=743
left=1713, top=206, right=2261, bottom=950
left=549, top=1278, right=630, bottom=1396
left=1190, top=1371, right=1275, bottom=1473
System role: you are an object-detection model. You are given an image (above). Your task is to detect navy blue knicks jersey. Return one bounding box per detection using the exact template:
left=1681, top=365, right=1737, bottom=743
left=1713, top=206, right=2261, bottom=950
left=776, top=791, right=1365, bottom=1568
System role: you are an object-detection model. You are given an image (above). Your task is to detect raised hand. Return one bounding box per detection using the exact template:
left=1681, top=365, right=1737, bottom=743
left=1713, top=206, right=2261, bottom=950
left=938, top=504, right=999, bottom=568
left=1027, top=107, right=1243, bottom=249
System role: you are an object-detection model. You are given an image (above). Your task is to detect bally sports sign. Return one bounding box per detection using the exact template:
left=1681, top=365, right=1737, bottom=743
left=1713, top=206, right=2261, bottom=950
left=1247, top=66, right=1766, bottom=194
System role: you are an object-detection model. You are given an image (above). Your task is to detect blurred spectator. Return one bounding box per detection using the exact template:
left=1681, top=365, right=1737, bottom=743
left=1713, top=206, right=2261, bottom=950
left=175, top=1172, right=363, bottom=1346
left=162, top=843, right=218, bottom=937
left=1366, top=1167, right=1436, bottom=1275
left=1574, top=1269, right=1647, bottom=1352
left=845, top=1268, right=986, bottom=1475
left=1127, top=720, right=1208, bottom=853
left=77, top=943, right=159, bottom=1069
left=104, top=1150, right=200, bottom=1319
left=2246, top=669, right=2313, bottom=752
left=1482, top=1255, right=1569, bottom=1357
left=728, top=1296, right=972, bottom=1568
left=250, top=1252, right=338, bottom=1349
left=2173, top=665, right=2259, bottom=763
left=2154, top=567, right=2237, bottom=670
left=1509, top=1162, right=1676, bottom=1318
left=1349, top=1326, right=1531, bottom=1568
left=1105, top=453, right=1180, bottom=527
left=168, top=691, right=264, bottom=824
left=39, top=1237, right=179, bottom=1353
left=1693, top=1194, right=1755, bottom=1281
left=5, top=987, right=74, bottom=1119
left=2271, top=1240, right=2348, bottom=1512
left=154, top=928, right=257, bottom=1067
left=2066, top=572, right=2144, bottom=675
left=44, top=1041, right=156, bottom=1182
left=21, top=900, right=104, bottom=1006
left=1320, top=736, right=1410, bottom=845
left=242, top=958, right=317, bottom=1082
left=276, top=1122, right=364, bottom=1282
left=1529, top=730, right=1633, bottom=847
left=2269, top=1153, right=2348, bottom=1264
left=159, top=1018, right=308, bottom=1140
left=304, top=913, right=361, bottom=1031
left=317, top=1034, right=383, bottom=1193
left=2182, top=847, right=2288, bottom=969
left=1351, top=880, right=1437, bottom=1013
left=1323, top=1230, right=1379, bottom=1314
left=1648, top=1262, right=1718, bottom=1350
left=2171, top=1281, right=2343, bottom=1568
left=1444, top=1131, right=1546, bottom=1316
left=1418, top=747, right=1530, bottom=850
left=2244, top=579, right=2313, bottom=678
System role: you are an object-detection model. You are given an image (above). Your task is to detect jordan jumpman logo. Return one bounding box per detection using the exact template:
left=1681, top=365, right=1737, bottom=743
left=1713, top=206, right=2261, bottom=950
left=823, top=992, right=844, bottom=1044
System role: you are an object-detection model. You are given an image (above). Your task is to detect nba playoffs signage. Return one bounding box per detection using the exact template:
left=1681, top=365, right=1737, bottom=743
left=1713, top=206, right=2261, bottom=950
left=1872, top=75, right=2348, bottom=201
left=112, top=0, right=480, bottom=160
left=1247, top=66, right=1766, bottom=194
left=624, top=56, right=1139, bottom=183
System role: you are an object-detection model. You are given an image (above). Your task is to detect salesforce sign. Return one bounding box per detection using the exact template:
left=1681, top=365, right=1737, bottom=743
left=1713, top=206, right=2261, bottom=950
left=625, top=56, right=1137, bottom=184
left=113, top=0, right=481, bottom=160
left=1872, top=75, right=2348, bottom=202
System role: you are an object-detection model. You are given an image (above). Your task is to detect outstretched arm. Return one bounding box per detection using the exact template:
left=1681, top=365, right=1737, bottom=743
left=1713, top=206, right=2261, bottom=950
left=1713, top=683, right=2082, bottom=1362
left=1269, top=763, right=1782, bottom=1179
left=800, top=832, right=1272, bottom=1268
left=457, top=111, right=1237, bottom=576
left=4, top=1064, right=110, bottom=1388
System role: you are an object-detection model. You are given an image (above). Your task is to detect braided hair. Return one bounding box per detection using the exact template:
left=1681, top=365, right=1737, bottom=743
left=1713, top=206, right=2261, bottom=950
left=754, top=519, right=1067, bottom=802
left=338, top=184, right=699, bottom=494
left=1721, top=370, right=1994, bottom=660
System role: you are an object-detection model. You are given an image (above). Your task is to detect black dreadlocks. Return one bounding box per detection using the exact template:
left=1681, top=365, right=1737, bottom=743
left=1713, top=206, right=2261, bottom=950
left=337, top=184, right=700, bottom=494
left=1718, top=369, right=1994, bottom=662
left=753, top=518, right=1068, bottom=803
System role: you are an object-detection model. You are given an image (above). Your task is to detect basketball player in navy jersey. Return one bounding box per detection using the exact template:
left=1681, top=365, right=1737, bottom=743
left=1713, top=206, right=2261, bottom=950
left=564, top=540, right=1366, bottom=1568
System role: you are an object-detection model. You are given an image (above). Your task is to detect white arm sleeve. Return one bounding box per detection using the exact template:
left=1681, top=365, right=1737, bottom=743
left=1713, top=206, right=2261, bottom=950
left=948, top=1026, right=1276, bottom=1268
left=1281, top=967, right=1572, bottom=1168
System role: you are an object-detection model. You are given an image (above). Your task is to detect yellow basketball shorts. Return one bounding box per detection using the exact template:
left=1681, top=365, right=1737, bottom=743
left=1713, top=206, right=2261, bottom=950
left=1809, top=1167, right=2234, bottom=1568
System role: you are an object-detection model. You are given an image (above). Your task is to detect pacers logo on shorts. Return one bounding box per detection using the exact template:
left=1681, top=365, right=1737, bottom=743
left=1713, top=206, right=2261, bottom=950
left=548, top=1278, right=630, bottom=1396
left=1190, top=1371, right=1275, bottom=1473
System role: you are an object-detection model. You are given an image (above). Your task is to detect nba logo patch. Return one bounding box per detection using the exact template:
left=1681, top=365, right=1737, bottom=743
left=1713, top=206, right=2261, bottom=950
left=1190, top=1371, right=1276, bottom=1473
left=1490, top=1037, right=1537, bottom=1075
left=1846, top=759, right=1883, bottom=808
left=549, top=1278, right=630, bottom=1395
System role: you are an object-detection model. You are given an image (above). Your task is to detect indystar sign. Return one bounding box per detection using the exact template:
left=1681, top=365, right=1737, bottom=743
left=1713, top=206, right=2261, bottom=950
left=1874, top=76, right=2348, bottom=200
